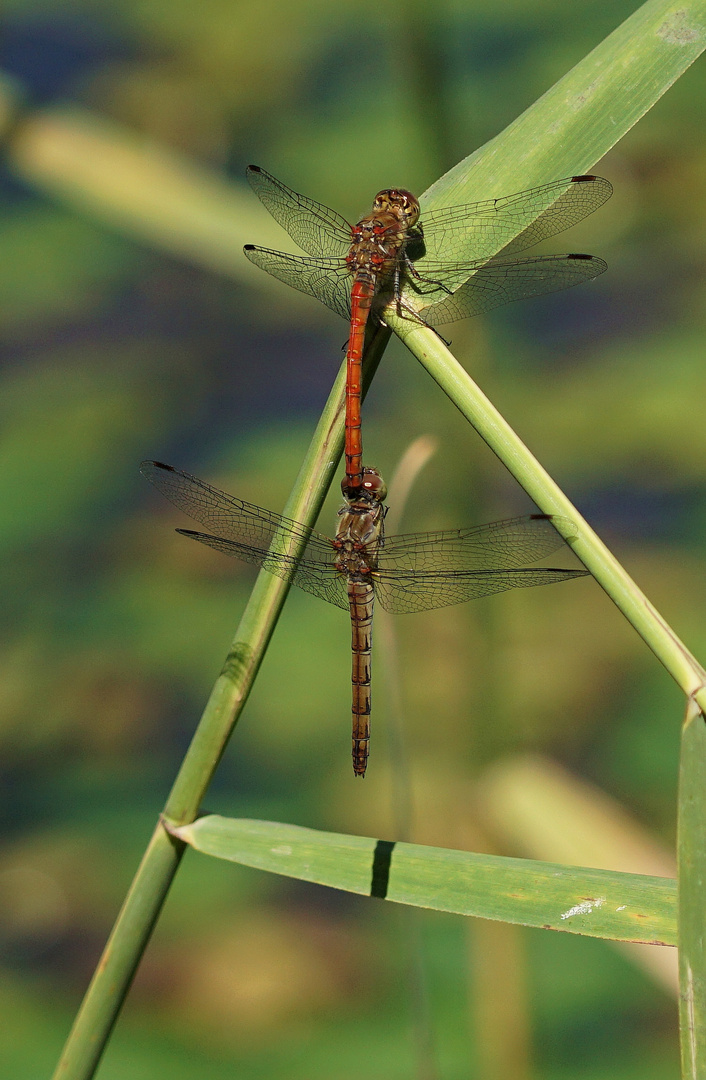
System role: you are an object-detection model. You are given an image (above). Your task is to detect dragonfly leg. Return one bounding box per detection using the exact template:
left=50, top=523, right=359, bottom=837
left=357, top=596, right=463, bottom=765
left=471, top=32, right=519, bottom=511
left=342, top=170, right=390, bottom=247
left=390, top=264, right=433, bottom=326
left=404, top=253, right=423, bottom=281
left=407, top=269, right=455, bottom=299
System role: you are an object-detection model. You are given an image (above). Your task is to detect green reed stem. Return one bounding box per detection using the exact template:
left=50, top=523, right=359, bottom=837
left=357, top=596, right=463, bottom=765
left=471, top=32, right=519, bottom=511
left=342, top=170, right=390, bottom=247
left=390, top=316, right=706, bottom=711
left=51, top=328, right=390, bottom=1080
left=678, top=698, right=706, bottom=1079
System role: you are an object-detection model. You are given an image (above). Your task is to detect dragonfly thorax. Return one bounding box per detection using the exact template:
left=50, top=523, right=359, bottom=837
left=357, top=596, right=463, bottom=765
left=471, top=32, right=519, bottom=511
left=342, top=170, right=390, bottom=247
left=332, top=512, right=384, bottom=575
left=346, top=221, right=409, bottom=278
left=345, top=191, right=421, bottom=282
left=334, top=471, right=386, bottom=576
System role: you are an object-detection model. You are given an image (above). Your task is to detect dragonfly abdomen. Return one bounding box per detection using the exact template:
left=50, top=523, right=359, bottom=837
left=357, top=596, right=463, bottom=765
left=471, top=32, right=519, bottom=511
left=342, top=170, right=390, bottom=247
left=349, top=579, right=375, bottom=777
left=342, top=210, right=414, bottom=495
left=343, top=278, right=377, bottom=494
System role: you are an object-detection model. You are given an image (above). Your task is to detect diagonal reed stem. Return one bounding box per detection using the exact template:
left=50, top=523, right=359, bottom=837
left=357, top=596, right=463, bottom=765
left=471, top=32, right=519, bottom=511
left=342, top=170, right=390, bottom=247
left=51, top=328, right=390, bottom=1080
left=390, top=316, right=706, bottom=710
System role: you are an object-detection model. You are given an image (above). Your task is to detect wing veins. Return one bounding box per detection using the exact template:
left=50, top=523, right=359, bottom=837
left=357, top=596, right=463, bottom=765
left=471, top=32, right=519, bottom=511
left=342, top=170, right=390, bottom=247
left=177, top=530, right=350, bottom=610
left=373, top=567, right=589, bottom=614
left=140, top=461, right=335, bottom=561
left=417, top=176, right=612, bottom=264
left=247, top=166, right=353, bottom=257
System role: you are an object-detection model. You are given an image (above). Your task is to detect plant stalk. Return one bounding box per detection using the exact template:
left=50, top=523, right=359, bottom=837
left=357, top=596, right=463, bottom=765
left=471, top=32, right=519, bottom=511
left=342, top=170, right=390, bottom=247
left=678, top=697, right=706, bottom=1079
left=51, top=328, right=390, bottom=1080
left=391, top=316, right=706, bottom=710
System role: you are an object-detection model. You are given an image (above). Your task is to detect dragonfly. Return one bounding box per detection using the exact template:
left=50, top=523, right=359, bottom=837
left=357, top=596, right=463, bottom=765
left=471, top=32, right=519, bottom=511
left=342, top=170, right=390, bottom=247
left=244, top=166, right=612, bottom=496
left=141, top=460, right=589, bottom=777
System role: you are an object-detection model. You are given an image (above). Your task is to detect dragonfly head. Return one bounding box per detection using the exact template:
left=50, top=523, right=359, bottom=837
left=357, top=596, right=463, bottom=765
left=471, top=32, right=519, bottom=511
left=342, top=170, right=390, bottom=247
left=372, top=188, right=420, bottom=229
left=341, top=468, right=387, bottom=504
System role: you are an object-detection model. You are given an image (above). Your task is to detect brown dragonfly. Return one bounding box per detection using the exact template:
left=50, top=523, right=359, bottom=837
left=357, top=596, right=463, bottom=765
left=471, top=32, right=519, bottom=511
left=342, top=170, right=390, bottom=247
left=245, top=166, right=611, bottom=495
left=142, top=460, right=589, bottom=777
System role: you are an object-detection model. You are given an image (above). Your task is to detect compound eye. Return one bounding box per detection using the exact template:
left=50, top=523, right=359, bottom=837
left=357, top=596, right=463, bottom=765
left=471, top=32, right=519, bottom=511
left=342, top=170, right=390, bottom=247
left=395, top=189, right=420, bottom=223
left=361, top=469, right=388, bottom=501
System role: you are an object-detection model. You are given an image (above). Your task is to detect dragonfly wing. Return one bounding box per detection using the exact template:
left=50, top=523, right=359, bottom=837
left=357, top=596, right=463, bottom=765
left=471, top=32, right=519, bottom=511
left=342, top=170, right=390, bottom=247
left=373, top=567, right=588, bottom=614
left=140, top=461, right=336, bottom=562
left=244, top=247, right=352, bottom=321
left=288, top=561, right=350, bottom=610
left=418, top=175, right=612, bottom=265
left=418, top=254, right=607, bottom=327
left=497, top=176, right=612, bottom=257
left=377, top=515, right=579, bottom=573
left=176, top=530, right=350, bottom=610
left=373, top=514, right=588, bottom=613
left=247, top=166, right=352, bottom=258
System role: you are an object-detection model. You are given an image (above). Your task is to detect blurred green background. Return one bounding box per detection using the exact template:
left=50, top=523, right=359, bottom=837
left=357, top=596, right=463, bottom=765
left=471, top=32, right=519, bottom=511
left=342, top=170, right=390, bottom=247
left=0, top=1, right=703, bottom=1076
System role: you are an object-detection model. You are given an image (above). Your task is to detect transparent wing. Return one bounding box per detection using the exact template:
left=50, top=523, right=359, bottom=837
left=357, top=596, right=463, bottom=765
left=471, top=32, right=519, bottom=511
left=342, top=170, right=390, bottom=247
left=415, top=253, right=607, bottom=327
left=244, top=246, right=352, bottom=320
left=371, top=514, right=587, bottom=613
left=143, top=472, right=590, bottom=616
left=140, top=460, right=337, bottom=568
left=175, top=530, right=350, bottom=610
left=247, top=165, right=353, bottom=258
left=417, top=175, right=612, bottom=266
left=377, top=515, right=576, bottom=572
left=373, top=567, right=588, bottom=614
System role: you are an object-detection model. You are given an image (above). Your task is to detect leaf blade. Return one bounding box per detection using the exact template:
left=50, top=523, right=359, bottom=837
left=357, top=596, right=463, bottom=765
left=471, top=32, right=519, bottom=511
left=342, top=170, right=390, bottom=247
left=422, top=1, right=706, bottom=214
left=173, top=815, right=676, bottom=946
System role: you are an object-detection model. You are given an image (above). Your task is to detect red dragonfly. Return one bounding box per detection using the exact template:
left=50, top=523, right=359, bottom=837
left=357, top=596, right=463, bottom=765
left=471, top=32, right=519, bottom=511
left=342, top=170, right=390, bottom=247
left=141, top=460, right=588, bottom=776
left=244, top=166, right=612, bottom=495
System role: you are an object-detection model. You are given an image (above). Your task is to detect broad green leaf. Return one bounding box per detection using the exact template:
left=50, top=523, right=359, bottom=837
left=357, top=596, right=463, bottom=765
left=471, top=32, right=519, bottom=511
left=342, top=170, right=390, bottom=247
left=422, top=0, right=706, bottom=213
left=171, top=815, right=677, bottom=946
left=401, top=0, right=706, bottom=309
left=678, top=701, right=706, bottom=1077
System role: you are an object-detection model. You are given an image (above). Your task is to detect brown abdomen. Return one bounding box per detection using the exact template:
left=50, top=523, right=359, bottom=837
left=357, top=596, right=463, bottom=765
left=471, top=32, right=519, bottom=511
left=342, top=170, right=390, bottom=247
left=348, top=579, right=375, bottom=777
